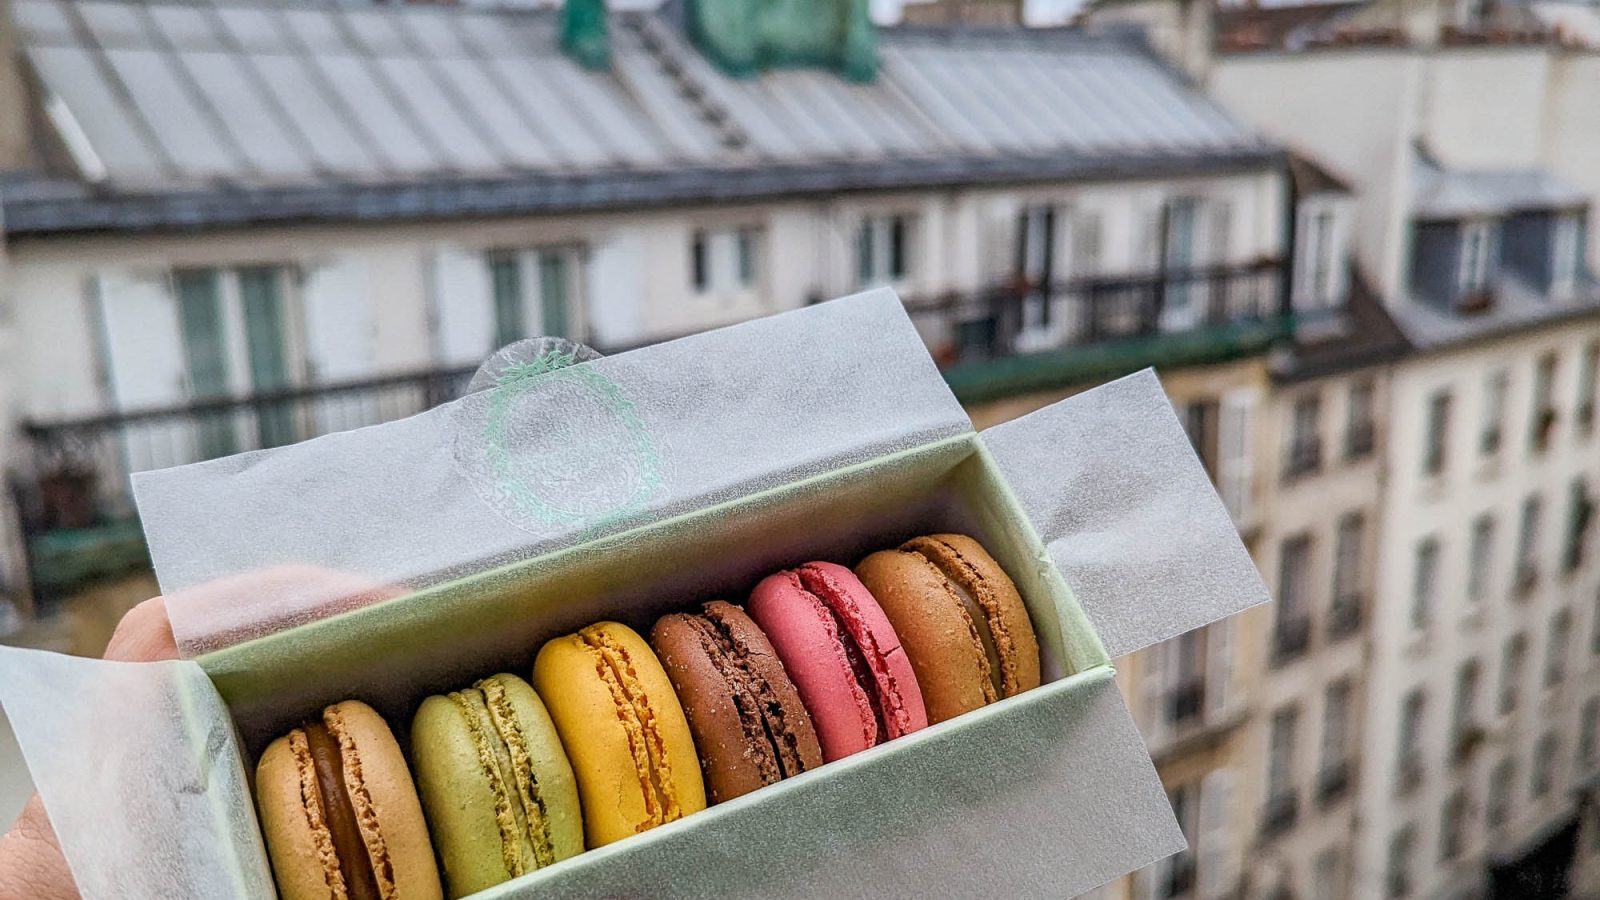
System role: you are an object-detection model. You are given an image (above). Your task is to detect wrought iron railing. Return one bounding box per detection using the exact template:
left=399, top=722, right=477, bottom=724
left=18, top=365, right=480, bottom=531
left=902, top=259, right=1283, bottom=367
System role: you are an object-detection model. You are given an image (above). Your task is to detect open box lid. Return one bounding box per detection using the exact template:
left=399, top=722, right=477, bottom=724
left=0, top=289, right=1268, bottom=898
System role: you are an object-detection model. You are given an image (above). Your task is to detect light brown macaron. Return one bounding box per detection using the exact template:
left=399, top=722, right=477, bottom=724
left=256, top=700, right=443, bottom=900
left=855, top=534, right=1041, bottom=725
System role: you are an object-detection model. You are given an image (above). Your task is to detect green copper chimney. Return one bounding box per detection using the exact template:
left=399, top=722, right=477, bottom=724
left=563, top=0, right=610, bottom=70
left=687, top=0, right=878, bottom=82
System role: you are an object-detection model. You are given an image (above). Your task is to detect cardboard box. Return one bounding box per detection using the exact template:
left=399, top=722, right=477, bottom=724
left=0, top=290, right=1268, bottom=898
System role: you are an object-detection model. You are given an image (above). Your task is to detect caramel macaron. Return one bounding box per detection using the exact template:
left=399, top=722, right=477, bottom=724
left=256, top=700, right=443, bottom=900
left=855, top=534, right=1041, bottom=724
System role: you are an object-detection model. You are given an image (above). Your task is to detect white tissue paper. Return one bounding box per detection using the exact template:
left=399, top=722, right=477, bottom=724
left=0, top=289, right=1268, bottom=899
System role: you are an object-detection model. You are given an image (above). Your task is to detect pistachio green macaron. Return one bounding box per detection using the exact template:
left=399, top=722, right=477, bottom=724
left=411, top=673, right=583, bottom=898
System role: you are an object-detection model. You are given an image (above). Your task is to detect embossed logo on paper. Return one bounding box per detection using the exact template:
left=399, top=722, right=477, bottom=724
left=477, top=350, right=662, bottom=532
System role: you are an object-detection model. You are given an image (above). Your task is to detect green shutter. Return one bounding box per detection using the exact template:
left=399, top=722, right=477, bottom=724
left=490, top=254, right=524, bottom=349
left=538, top=251, right=571, bottom=339
left=857, top=221, right=874, bottom=286
left=239, top=266, right=296, bottom=448
left=175, top=269, right=236, bottom=458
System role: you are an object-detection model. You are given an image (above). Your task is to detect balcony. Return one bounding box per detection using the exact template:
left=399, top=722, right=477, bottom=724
left=1316, top=759, right=1354, bottom=807
left=1328, top=596, right=1362, bottom=640
left=17, top=365, right=479, bottom=596
left=1260, top=791, right=1300, bottom=839
left=1272, top=616, right=1312, bottom=666
left=905, top=259, right=1286, bottom=404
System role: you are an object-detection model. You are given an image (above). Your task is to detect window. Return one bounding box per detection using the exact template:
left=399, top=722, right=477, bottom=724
left=1319, top=679, right=1352, bottom=801
left=1161, top=782, right=1199, bottom=898
left=1517, top=494, right=1544, bottom=592
left=1183, top=399, right=1220, bottom=482
left=1481, top=370, right=1508, bottom=456
left=487, top=246, right=581, bottom=348
left=1285, top=393, right=1323, bottom=479
left=1267, top=706, right=1299, bottom=802
left=1312, top=846, right=1345, bottom=900
left=1411, top=537, right=1440, bottom=630
left=1553, top=212, right=1583, bottom=296
left=691, top=226, right=760, bottom=295
left=1468, top=515, right=1494, bottom=604
left=1386, top=825, right=1415, bottom=898
left=1579, top=341, right=1599, bottom=435
left=1439, top=789, right=1467, bottom=861
left=856, top=214, right=910, bottom=287
left=1297, top=204, right=1339, bottom=308
left=1566, top=477, right=1593, bottom=573
left=1458, top=219, right=1498, bottom=297
left=1546, top=607, right=1573, bottom=688
left=1331, top=513, right=1363, bottom=637
left=1580, top=698, right=1600, bottom=770
left=1487, top=758, right=1516, bottom=828
left=1345, top=378, right=1376, bottom=459
left=1450, top=658, right=1481, bottom=756
left=1397, top=688, right=1426, bottom=791
left=1499, top=633, right=1528, bottom=715
left=1167, top=629, right=1207, bottom=726
left=1532, top=352, right=1559, bottom=452
left=1592, top=589, right=1600, bottom=657
left=1424, top=389, right=1452, bottom=475
left=1275, top=535, right=1313, bottom=662
left=1532, top=732, right=1559, bottom=797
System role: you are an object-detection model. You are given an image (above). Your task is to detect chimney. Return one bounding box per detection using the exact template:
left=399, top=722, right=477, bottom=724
left=686, top=0, right=878, bottom=82
left=563, top=0, right=611, bottom=70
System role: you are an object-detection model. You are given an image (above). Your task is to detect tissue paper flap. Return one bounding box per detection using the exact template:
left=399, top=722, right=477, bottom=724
left=477, top=669, right=1183, bottom=899
left=981, top=369, right=1270, bottom=659
left=133, top=289, right=971, bottom=655
left=0, top=646, right=273, bottom=900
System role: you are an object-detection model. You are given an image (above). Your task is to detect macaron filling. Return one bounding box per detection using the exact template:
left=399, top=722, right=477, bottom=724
left=685, top=608, right=812, bottom=781
left=796, top=564, right=916, bottom=740
left=580, top=627, right=683, bottom=831
left=448, top=680, right=555, bottom=876
left=301, top=720, right=383, bottom=900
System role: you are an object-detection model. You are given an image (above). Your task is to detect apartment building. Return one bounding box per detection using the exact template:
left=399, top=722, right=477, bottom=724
left=1204, top=5, right=1600, bottom=898
left=0, top=0, right=1286, bottom=609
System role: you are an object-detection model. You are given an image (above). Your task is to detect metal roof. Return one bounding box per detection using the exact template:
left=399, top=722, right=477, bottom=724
left=1413, top=156, right=1588, bottom=220
left=4, top=0, right=1276, bottom=234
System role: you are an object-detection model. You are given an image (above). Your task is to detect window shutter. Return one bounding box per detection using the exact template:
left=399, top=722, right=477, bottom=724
left=1218, top=388, right=1257, bottom=526
left=94, top=271, right=187, bottom=411
left=1198, top=768, right=1237, bottom=898
left=430, top=245, right=494, bottom=368
left=302, top=256, right=374, bottom=385
left=1141, top=640, right=1173, bottom=749
left=1205, top=620, right=1233, bottom=719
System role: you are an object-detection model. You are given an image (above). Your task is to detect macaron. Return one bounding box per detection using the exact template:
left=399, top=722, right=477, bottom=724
left=856, top=533, right=1042, bottom=725
left=747, top=561, right=928, bottom=762
left=650, top=601, right=825, bottom=804
left=410, top=674, right=583, bottom=898
left=532, top=622, right=707, bottom=847
left=256, top=700, right=443, bottom=900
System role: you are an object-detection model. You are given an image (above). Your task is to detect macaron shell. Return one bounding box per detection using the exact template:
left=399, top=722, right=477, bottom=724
left=257, top=732, right=344, bottom=900
left=412, top=693, right=510, bottom=898
left=328, top=700, right=443, bottom=900
left=910, top=533, right=1042, bottom=697
left=411, top=675, right=581, bottom=898
left=856, top=549, right=994, bottom=725
left=748, top=570, right=878, bottom=761
left=652, top=612, right=770, bottom=803
left=533, top=623, right=706, bottom=847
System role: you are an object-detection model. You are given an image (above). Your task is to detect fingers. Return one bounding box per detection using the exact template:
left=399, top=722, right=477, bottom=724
left=102, top=597, right=179, bottom=663
left=0, top=795, right=79, bottom=900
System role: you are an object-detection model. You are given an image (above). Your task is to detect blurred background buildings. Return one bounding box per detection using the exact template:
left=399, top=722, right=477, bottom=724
left=1, top=0, right=1599, bottom=897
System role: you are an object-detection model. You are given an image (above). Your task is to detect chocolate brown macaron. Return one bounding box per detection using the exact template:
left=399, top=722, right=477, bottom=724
left=855, top=534, right=1042, bottom=724
left=650, top=600, right=824, bottom=804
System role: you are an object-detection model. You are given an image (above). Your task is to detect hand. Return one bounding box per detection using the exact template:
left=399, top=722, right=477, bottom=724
left=0, top=597, right=178, bottom=900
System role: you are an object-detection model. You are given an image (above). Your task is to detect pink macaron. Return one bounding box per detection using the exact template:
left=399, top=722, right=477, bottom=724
left=747, top=561, right=928, bottom=762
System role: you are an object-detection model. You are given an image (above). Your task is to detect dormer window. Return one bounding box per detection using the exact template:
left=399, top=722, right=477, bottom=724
left=1457, top=220, right=1499, bottom=303
left=1294, top=200, right=1346, bottom=310
left=1552, top=212, right=1584, bottom=297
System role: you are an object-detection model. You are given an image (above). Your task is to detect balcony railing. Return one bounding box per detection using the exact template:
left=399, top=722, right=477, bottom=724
left=18, top=365, right=480, bottom=534
left=903, top=259, right=1284, bottom=379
